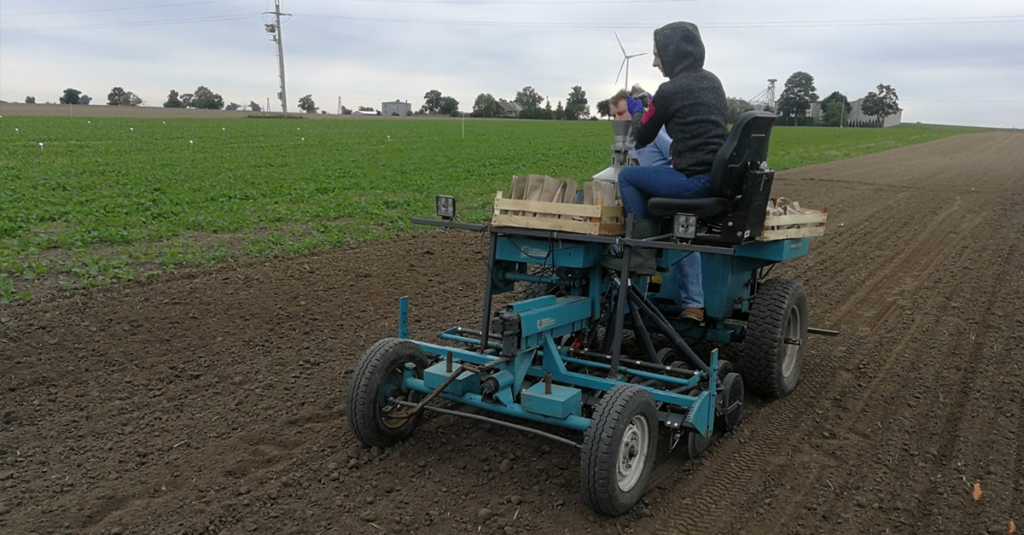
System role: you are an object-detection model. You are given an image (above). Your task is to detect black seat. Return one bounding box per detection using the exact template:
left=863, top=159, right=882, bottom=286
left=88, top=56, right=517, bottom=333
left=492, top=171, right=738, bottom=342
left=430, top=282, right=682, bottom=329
left=646, top=111, right=777, bottom=220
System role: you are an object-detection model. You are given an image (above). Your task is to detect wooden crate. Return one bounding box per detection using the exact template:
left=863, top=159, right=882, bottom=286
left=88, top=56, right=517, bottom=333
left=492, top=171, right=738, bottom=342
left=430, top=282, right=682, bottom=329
left=491, top=191, right=625, bottom=236
left=758, top=209, right=828, bottom=241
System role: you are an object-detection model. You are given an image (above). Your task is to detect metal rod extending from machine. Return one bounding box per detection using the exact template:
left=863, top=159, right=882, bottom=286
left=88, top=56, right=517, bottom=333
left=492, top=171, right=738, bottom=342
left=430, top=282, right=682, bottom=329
left=389, top=399, right=581, bottom=448
left=808, top=327, right=840, bottom=336
left=567, top=348, right=699, bottom=377
left=626, top=285, right=711, bottom=375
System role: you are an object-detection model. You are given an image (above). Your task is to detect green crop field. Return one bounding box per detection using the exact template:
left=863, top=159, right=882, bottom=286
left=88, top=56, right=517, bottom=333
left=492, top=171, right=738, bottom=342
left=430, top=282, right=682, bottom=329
left=0, top=116, right=986, bottom=301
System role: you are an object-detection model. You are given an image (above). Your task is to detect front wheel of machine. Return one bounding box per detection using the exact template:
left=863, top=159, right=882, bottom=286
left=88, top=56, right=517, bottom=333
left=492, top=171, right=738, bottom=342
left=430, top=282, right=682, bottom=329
left=347, top=338, right=429, bottom=449
left=581, top=385, right=658, bottom=516
left=741, top=278, right=809, bottom=399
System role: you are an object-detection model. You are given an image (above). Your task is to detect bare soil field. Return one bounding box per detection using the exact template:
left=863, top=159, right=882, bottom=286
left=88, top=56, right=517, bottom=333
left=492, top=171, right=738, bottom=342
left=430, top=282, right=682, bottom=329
left=2, top=132, right=1023, bottom=535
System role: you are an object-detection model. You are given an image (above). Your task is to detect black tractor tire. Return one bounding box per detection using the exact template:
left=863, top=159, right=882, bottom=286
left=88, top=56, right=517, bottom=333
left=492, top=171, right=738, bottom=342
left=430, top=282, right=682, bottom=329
left=516, top=264, right=561, bottom=301
left=347, top=338, right=429, bottom=448
left=581, top=385, right=658, bottom=516
left=741, top=278, right=809, bottom=398
left=716, top=372, right=744, bottom=432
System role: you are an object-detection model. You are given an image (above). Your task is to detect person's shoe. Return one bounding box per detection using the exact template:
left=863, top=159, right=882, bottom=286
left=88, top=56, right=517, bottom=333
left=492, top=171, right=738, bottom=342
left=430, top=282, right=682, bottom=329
left=679, top=307, right=704, bottom=322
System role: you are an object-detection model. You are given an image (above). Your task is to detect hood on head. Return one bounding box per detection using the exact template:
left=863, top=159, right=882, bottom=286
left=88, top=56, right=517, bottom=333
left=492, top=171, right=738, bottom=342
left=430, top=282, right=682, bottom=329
left=653, top=22, right=706, bottom=78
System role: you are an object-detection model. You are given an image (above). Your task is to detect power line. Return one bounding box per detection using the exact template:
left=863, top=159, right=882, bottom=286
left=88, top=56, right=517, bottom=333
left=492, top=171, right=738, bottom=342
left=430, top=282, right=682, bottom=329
left=1, top=0, right=249, bottom=17
left=287, top=12, right=1024, bottom=29
left=1, top=14, right=262, bottom=33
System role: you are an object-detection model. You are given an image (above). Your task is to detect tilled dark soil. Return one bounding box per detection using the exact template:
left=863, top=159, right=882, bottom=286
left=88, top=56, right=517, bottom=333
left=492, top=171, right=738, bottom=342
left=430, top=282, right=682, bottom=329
left=2, top=132, right=1023, bottom=535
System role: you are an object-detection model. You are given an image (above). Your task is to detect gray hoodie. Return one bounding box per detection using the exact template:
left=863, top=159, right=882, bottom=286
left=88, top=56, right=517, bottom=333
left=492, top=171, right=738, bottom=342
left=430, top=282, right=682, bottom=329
left=631, top=22, right=728, bottom=178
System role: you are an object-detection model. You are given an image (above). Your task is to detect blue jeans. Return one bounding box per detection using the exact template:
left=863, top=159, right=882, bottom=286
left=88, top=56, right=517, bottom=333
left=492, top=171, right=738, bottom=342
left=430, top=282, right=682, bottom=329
left=618, top=166, right=711, bottom=310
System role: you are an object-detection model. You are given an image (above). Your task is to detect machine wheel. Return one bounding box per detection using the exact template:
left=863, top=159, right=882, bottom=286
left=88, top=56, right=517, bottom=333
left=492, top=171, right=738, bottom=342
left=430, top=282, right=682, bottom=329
left=741, top=279, right=809, bottom=398
left=347, top=338, right=429, bottom=448
left=517, top=265, right=559, bottom=300
left=581, top=385, right=658, bottom=516
left=716, top=372, right=744, bottom=432
left=687, top=431, right=710, bottom=459
left=656, top=347, right=677, bottom=364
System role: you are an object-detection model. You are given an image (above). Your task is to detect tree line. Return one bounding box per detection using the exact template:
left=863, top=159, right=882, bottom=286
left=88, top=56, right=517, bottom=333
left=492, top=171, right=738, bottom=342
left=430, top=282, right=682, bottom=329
left=747, top=72, right=900, bottom=127
left=410, top=86, right=592, bottom=120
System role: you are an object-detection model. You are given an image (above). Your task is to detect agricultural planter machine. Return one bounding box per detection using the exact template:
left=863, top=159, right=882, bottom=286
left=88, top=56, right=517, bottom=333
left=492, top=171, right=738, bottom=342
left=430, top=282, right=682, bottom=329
left=347, top=112, right=833, bottom=515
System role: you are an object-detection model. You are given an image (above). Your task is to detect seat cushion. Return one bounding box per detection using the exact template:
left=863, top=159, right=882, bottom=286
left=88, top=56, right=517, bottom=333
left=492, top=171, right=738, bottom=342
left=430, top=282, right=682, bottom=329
left=647, top=197, right=732, bottom=219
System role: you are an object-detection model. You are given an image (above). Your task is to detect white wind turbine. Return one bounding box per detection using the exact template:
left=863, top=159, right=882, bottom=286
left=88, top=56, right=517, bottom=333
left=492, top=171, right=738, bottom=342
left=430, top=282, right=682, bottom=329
left=614, top=32, right=648, bottom=90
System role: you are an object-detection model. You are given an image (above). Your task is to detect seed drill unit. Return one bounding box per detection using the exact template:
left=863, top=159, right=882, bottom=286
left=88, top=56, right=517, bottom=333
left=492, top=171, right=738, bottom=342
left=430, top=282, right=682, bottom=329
left=347, top=112, right=831, bottom=515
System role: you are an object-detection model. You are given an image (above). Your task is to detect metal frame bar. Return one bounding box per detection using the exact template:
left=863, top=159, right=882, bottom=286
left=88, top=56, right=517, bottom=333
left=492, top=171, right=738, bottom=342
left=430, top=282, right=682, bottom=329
left=389, top=398, right=580, bottom=448
left=410, top=218, right=737, bottom=255
left=413, top=339, right=700, bottom=408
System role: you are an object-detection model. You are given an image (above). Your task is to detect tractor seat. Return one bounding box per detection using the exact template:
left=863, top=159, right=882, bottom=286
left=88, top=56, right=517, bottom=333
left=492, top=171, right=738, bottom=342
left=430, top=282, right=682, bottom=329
left=647, top=197, right=731, bottom=219
left=644, top=111, right=777, bottom=226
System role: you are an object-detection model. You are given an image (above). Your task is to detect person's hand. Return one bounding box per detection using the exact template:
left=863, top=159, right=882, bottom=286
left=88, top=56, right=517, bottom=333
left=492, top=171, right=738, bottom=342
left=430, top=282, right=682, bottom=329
left=626, top=93, right=645, bottom=115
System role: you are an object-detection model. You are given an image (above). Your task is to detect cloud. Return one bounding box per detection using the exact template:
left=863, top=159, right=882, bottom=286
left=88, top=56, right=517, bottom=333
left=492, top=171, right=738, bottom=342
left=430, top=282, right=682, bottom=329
left=1, top=0, right=1021, bottom=127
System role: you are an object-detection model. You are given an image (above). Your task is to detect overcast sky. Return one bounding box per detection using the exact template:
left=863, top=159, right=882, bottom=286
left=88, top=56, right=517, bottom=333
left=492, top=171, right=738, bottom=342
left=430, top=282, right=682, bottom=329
left=2, top=0, right=1022, bottom=127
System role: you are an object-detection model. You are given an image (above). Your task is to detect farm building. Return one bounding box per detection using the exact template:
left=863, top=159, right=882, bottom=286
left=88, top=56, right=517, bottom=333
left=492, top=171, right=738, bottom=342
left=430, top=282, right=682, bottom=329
left=496, top=99, right=523, bottom=118
left=846, top=98, right=903, bottom=127
left=382, top=100, right=411, bottom=116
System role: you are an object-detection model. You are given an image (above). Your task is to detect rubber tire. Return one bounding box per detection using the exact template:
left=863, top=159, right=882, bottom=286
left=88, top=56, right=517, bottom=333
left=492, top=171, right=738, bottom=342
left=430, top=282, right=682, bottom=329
left=517, top=265, right=558, bottom=301
left=741, top=279, right=809, bottom=398
left=581, top=385, right=658, bottom=517
left=347, top=338, right=429, bottom=448
left=716, top=372, right=744, bottom=432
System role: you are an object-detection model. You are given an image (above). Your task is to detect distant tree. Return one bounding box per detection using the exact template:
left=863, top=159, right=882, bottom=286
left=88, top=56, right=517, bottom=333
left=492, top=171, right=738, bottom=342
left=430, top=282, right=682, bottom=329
left=322, top=110, right=328, bottom=114
left=421, top=89, right=443, bottom=114
left=473, top=93, right=501, bottom=117
left=564, top=86, right=589, bottom=120
left=191, top=86, right=223, bottom=110
left=298, top=94, right=318, bottom=113
left=80, top=94, right=92, bottom=105
left=554, top=100, right=564, bottom=120
left=358, top=105, right=374, bottom=112
left=341, top=106, right=353, bottom=115
left=225, top=102, right=242, bottom=111
left=514, top=86, right=544, bottom=110
left=596, top=99, right=611, bottom=118
left=60, top=88, right=83, bottom=105
left=405, top=110, right=413, bottom=116
left=819, top=91, right=852, bottom=127
left=726, top=97, right=754, bottom=124
left=776, top=71, right=818, bottom=125
left=106, top=87, right=141, bottom=106
left=438, top=96, right=459, bottom=116
left=860, top=84, right=901, bottom=123
left=25, top=96, right=36, bottom=104
left=164, top=89, right=184, bottom=108
left=106, top=87, right=126, bottom=106
left=181, top=93, right=195, bottom=108
left=249, top=101, right=262, bottom=112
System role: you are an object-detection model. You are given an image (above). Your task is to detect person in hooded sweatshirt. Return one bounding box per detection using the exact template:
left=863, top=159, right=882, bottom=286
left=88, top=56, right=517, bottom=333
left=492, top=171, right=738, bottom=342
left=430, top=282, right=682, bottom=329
left=616, top=21, right=728, bottom=323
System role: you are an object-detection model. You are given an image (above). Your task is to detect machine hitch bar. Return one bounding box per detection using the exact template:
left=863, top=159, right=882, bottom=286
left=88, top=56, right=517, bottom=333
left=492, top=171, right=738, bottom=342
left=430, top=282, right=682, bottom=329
left=389, top=399, right=581, bottom=449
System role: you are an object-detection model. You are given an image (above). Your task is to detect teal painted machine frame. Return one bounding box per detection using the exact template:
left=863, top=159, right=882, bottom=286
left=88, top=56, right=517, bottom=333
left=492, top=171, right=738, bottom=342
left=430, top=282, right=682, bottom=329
left=393, top=220, right=810, bottom=441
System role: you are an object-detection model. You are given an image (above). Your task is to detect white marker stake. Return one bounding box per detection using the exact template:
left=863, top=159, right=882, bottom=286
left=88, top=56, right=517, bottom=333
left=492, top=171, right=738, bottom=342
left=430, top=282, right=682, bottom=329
left=14, top=128, right=18, bottom=134
left=189, top=140, right=194, bottom=147
left=301, top=137, right=305, bottom=142
left=39, top=142, right=44, bottom=150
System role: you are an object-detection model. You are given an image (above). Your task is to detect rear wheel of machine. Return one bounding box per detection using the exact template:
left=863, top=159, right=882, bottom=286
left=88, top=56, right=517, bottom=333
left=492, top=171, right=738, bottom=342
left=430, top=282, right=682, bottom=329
left=517, top=265, right=559, bottom=300
left=741, top=279, right=809, bottom=398
left=716, top=372, right=744, bottom=432
left=347, top=338, right=429, bottom=448
left=581, top=385, right=658, bottom=516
